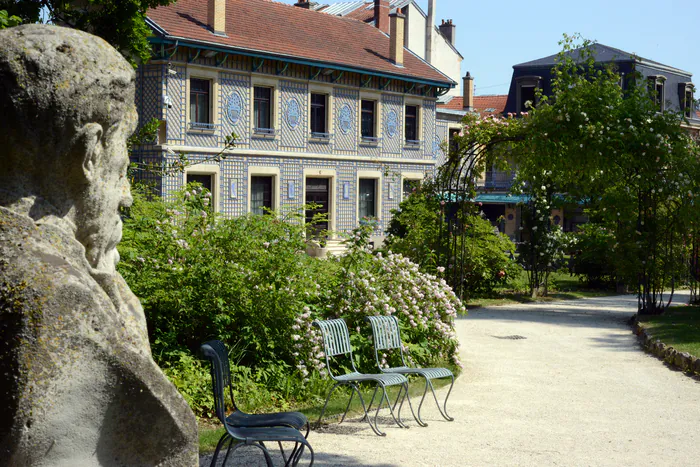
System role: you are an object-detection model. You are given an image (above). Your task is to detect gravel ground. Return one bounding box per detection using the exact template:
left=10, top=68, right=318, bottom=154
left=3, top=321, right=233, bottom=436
left=201, top=292, right=700, bottom=466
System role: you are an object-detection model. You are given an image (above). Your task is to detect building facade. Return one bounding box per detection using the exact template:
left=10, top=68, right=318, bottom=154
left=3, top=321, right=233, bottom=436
left=312, top=0, right=463, bottom=98
left=134, top=0, right=458, bottom=246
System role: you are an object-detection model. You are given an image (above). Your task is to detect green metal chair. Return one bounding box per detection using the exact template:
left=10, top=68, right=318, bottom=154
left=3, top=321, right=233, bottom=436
left=201, top=340, right=313, bottom=466
left=312, top=318, right=411, bottom=436
left=365, top=315, right=455, bottom=427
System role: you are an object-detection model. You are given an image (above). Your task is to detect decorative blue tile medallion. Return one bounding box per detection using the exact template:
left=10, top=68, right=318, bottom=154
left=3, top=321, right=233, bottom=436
left=338, top=103, right=352, bottom=135
left=386, top=109, right=398, bottom=138
left=226, top=92, right=242, bottom=125
left=286, top=97, right=300, bottom=130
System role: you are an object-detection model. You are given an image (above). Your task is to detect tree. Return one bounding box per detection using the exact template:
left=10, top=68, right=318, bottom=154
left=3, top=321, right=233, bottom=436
left=510, top=35, right=700, bottom=312
left=0, top=0, right=176, bottom=65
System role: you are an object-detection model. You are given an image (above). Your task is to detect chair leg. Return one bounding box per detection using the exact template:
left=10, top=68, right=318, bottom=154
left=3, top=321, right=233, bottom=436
left=221, top=438, right=236, bottom=466
left=381, top=384, right=409, bottom=429
left=360, top=384, right=380, bottom=422
left=278, top=441, right=289, bottom=465
left=315, top=382, right=343, bottom=428
left=412, top=377, right=430, bottom=427
left=338, top=384, right=357, bottom=424
left=210, top=433, right=229, bottom=467
left=429, top=375, right=455, bottom=422
left=291, top=440, right=314, bottom=467
left=240, top=442, right=274, bottom=467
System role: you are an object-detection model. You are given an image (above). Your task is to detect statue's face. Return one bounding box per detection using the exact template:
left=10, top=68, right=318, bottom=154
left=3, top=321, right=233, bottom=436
left=79, top=106, right=138, bottom=273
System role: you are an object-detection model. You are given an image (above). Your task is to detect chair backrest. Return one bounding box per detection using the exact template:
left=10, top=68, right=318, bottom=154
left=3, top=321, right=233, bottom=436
left=200, top=340, right=235, bottom=424
left=366, top=315, right=402, bottom=350
left=366, top=315, right=407, bottom=369
left=313, top=318, right=352, bottom=357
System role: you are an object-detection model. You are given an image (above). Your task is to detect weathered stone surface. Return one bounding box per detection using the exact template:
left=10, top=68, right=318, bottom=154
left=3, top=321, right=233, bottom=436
left=674, top=352, right=692, bottom=372
left=693, top=358, right=700, bottom=375
left=0, top=25, right=197, bottom=466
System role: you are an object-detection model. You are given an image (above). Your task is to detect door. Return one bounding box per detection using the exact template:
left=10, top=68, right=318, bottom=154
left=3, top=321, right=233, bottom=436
left=305, top=178, right=330, bottom=237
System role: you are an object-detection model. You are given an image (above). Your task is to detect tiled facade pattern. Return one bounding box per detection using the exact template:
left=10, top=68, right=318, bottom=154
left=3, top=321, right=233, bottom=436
left=133, top=60, right=455, bottom=236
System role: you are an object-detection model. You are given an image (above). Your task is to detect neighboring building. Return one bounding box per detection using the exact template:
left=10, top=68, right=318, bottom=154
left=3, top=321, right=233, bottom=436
left=134, top=0, right=457, bottom=248
left=443, top=44, right=700, bottom=238
left=312, top=0, right=463, bottom=99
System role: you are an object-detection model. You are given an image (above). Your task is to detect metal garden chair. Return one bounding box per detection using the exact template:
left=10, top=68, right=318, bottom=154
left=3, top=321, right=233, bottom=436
left=365, top=315, right=455, bottom=427
left=312, top=318, right=411, bottom=436
left=201, top=340, right=313, bottom=467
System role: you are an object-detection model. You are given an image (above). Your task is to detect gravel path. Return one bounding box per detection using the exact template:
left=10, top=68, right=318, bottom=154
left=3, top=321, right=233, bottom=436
left=202, top=293, right=700, bottom=466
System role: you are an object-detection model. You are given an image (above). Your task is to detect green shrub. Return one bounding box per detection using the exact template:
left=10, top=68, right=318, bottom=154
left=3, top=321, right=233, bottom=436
left=386, top=190, right=519, bottom=297
left=568, top=223, right=617, bottom=289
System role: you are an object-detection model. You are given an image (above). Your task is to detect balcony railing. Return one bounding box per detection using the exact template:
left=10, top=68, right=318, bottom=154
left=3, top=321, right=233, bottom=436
left=404, top=139, right=423, bottom=150
left=188, top=122, right=219, bottom=132
left=478, top=171, right=516, bottom=189
left=252, top=127, right=277, bottom=138
left=310, top=132, right=333, bottom=141
left=360, top=136, right=382, bottom=145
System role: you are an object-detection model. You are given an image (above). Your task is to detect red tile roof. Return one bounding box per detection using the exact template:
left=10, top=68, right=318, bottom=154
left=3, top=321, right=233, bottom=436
left=147, top=0, right=453, bottom=85
left=474, top=95, right=507, bottom=117
left=437, top=95, right=508, bottom=118
left=345, top=3, right=375, bottom=23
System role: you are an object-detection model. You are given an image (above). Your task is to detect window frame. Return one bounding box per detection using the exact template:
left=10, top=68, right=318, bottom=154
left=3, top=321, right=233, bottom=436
left=404, top=104, right=419, bottom=144
left=310, top=93, right=329, bottom=136
left=515, top=75, right=541, bottom=114
left=185, top=66, right=220, bottom=133
left=183, top=164, right=220, bottom=212
left=400, top=172, right=424, bottom=201
left=361, top=99, right=377, bottom=140
left=648, top=75, right=666, bottom=112
left=303, top=168, right=336, bottom=236
left=253, top=86, right=274, bottom=132
left=681, top=83, right=695, bottom=118
left=189, top=78, right=211, bottom=125
left=247, top=167, right=280, bottom=215
left=356, top=170, right=382, bottom=222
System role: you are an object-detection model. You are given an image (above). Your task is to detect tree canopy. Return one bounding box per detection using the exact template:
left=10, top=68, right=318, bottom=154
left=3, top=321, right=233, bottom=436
left=0, top=0, right=176, bottom=65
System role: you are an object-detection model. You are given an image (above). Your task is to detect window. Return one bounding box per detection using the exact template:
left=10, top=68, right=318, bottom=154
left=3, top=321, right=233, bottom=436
left=682, top=84, right=694, bottom=118
left=254, top=86, right=273, bottom=130
left=648, top=76, right=665, bottom=112
left=186, top=173, right=213, bottom=192
left=449, top=128, right=460, bottom=153
left=402, top=179, right=420, bottom=200
left=361, top=100, right=376, bottom=138
left=251, top=176, right=274, bottom=215
left=359, top=178, right=377, bottom=218
left=190, top=79, right=211, bottom=124
left=310, top=93, right=327, bottom=135
left=405, top=105, right=419, bottom=142
left=520, top=86, right=536, bottom=112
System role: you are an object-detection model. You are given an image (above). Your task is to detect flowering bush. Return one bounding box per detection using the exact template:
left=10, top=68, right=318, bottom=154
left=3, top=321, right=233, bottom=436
left=119, top=184, right=464, bottom=416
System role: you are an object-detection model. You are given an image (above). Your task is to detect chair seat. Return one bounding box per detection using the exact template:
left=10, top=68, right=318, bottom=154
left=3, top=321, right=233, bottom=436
left=226, top=410, right=307, bottom=431
left=334, top=371, right=408, bottom=387
left=383, top=366, right=453, bottom=380
left=228, top=425, right=309, bottom=444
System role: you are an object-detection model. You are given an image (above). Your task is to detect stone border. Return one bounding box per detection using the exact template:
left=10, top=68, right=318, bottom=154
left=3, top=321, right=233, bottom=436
left=632, top=320, right=700, bottom=376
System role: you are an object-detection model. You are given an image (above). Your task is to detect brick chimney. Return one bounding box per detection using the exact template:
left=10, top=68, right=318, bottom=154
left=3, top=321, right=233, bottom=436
left=426, top=0, right=436, bottom=63
left=294, top=1, right=311, bottom=8
left=439, top=19, right=456, bottom=46
left=208, top=0, right=226, bottom=36
left=374, top=0, right=390, bottom=34
left=389, top=12, right=405, bottom=67
left=463, top=71, right=474, bottom=111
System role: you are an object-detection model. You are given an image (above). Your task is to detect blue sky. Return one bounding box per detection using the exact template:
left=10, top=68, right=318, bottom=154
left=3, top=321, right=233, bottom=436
left=278, top=0, right=699, bottom=96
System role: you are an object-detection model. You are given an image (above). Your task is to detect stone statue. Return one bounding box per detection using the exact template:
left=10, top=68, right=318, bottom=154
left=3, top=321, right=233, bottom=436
left=0, top=25, right=198, bottom=466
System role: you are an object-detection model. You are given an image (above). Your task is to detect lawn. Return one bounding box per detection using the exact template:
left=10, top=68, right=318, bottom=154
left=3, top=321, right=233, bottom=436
left=638, top=305, right=700, bottom=358
left=464, top=270, right=618, bottom=310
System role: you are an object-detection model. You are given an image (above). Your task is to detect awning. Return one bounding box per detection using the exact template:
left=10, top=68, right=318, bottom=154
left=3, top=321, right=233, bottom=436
left=475, top=193, right=530, bottom=204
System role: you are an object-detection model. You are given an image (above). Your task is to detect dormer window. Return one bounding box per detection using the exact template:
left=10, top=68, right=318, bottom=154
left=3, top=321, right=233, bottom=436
left=515, top=76, right=541, bottom=113
left=680, top=83, right=695, bottom=118
left=648, top=75, right=666, bottom=112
